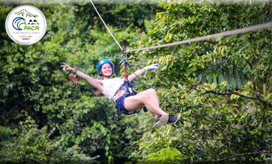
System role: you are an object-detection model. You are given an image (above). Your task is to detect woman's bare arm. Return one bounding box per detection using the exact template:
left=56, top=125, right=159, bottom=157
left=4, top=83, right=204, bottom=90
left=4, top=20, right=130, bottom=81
left=127, top=68, right=146, bottom=82
left=76, top=71, right=103, bottom=91
left=61, top=62, right=103, bottom=91
left=126, top=64, right=159, bottom=82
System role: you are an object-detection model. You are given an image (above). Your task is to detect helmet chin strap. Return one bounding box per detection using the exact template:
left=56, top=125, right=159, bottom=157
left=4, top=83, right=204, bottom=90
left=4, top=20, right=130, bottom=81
left=101, top=72, right=113, bottom=78
left=103, top=75, right=112, bottom=78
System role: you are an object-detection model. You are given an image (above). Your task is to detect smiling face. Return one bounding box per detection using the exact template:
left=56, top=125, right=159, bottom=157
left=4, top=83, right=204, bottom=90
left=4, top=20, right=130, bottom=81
left=100, top=63, right=113, bottom=77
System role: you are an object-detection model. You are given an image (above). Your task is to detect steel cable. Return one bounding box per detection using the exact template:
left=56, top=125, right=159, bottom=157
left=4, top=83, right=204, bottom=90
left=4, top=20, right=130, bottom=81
left=125, top=21, right=272, bottom=53
left=89, top=0, right=123, bottom=51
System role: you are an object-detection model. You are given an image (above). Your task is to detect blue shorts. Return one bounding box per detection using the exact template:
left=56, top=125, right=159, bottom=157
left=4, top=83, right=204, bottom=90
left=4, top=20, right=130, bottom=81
left=115, top=94, right=142, bottom=115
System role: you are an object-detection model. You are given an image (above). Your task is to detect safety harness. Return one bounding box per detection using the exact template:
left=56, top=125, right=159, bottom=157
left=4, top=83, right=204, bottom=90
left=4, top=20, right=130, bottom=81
left=114, top=49, right=148, bottom=113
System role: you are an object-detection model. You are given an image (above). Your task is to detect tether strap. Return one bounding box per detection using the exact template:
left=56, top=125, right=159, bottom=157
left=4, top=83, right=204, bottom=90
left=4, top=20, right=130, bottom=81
left=89, top=0, right=123, bottom=51
left=124, top=63, right=129, bottom=80
left=125, top=21, right=272, bottom=53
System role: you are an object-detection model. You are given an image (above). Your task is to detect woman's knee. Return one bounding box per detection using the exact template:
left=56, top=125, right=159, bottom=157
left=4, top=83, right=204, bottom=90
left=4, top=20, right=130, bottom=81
left=147, top=88, right=157, bottom=95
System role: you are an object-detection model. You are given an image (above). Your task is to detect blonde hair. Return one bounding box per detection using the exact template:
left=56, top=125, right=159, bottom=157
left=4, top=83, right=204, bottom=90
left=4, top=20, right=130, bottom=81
left=94, top=90, right=104, bottom=97
left=94, top=76, right=105, bottom=97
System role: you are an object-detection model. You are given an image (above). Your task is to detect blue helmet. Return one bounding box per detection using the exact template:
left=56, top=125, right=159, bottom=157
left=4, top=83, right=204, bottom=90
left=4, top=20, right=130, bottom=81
left=97, top=59, right=114, bottom=76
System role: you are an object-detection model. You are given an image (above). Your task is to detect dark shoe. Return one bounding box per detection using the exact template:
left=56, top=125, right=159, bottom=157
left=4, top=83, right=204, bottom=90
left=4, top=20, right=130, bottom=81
left=155, top=115, right=161, bottom=123
left=153, top=113, right=169, bottom=128
left=168, top=114, right=180, bottom=124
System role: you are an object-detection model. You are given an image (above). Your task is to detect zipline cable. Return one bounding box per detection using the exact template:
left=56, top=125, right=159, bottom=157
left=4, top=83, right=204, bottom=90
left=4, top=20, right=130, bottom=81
left=89, top=0, right=123, bottom=51
left=125, top=21, right=272, bottom=53
left=89, top=0, right=140, bottom=85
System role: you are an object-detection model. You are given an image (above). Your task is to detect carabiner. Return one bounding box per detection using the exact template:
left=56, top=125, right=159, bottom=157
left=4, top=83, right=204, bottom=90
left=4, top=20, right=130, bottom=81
left=121, top=47, right=128, bottom=63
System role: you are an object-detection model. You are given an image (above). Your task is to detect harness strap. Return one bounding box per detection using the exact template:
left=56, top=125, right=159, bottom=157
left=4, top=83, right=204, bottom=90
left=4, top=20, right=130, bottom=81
left=117, top=48, right=147, bottom=112
left=124, top=62, right=129, bottom=80
left=114, top=80, right=148, bottom=113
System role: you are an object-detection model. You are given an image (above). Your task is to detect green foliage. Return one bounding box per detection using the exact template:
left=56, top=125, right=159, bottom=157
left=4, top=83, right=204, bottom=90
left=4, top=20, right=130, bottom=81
left=73, top=1, right=160, bottom=30
left=0, top=111, right=95, bottom=163
left=148, top=147, right=184, bottom=163
left=0, top=1, right=158, bottom=163
left=135, top=83, right=272, bottom=163
left=1, top=0, right=272, bottom=163
left=129, top=1, right=272, bottom=163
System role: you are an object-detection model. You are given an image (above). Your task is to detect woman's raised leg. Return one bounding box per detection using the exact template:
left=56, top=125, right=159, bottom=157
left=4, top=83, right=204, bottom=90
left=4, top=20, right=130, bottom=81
left=137, top=88, right=160, bottom=108
left=123, top=94, right=167, bottom=118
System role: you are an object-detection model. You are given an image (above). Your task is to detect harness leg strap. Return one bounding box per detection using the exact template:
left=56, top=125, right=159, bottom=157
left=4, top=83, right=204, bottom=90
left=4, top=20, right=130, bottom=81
left=115, top=80, right=149, bottom=114
left=143, top=107, right=148, bottom=112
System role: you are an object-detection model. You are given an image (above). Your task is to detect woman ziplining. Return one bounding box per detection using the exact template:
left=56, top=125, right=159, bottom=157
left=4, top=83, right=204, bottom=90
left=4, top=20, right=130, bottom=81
left=59, top=1, right=272, bottom=129
left=60, top=60, right=180, bottom=128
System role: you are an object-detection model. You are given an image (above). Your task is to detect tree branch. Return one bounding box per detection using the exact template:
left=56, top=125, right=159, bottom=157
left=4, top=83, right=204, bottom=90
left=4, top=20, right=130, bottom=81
left=204, top=137, right=251, bottom=150
left=220, top=127, right=235, bottom=155
left=227, top=13, right=240, bottom=22
left=209, top=151, right=272, bottom=163
left=204, top=90, right=272, bottom=107
left=244, top=54, right=270, bottom=107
